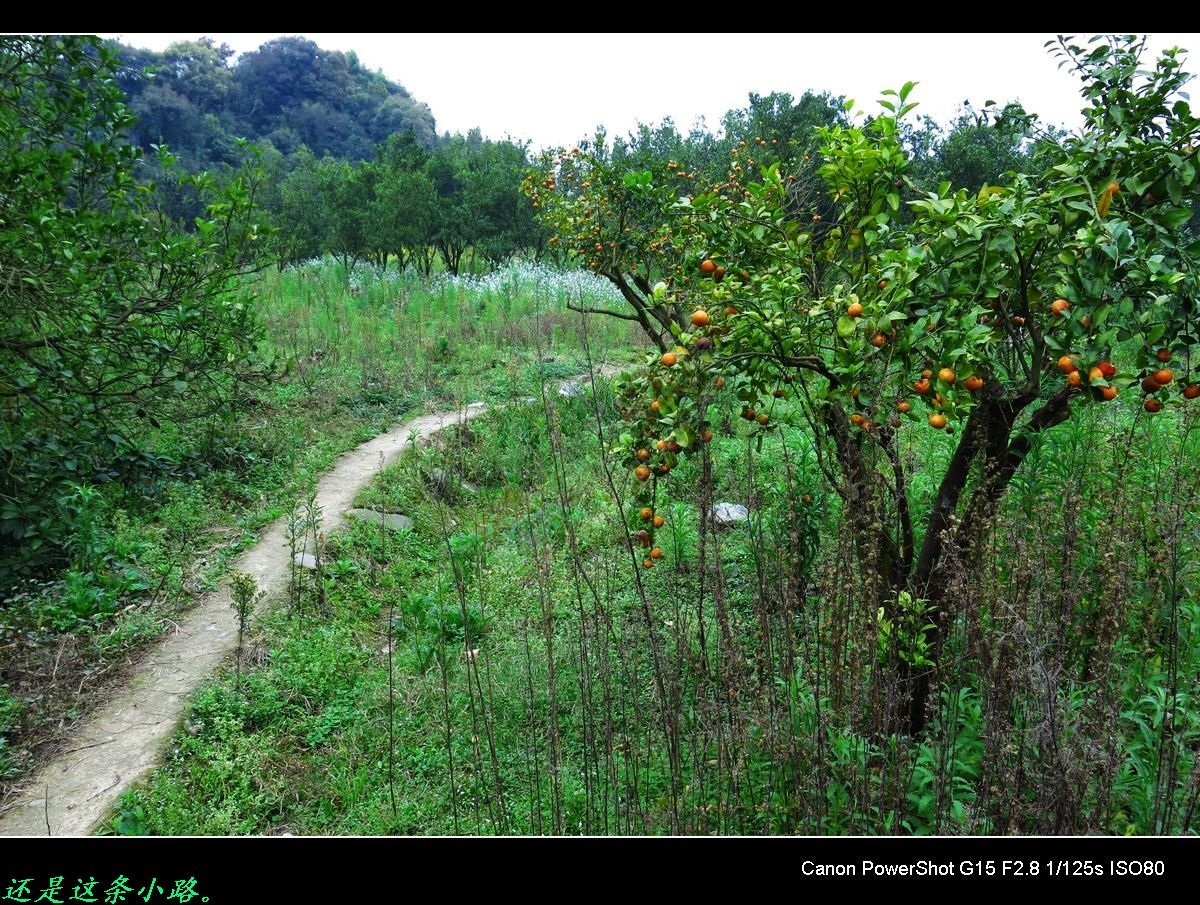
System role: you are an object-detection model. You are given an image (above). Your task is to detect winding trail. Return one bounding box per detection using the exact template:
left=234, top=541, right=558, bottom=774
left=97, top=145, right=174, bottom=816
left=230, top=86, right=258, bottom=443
left=0, top=400, right=503, bottom=836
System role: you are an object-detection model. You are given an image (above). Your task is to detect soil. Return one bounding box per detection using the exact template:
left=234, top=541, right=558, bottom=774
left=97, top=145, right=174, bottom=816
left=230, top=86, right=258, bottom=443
left=0, top=401, right=497, bottom=836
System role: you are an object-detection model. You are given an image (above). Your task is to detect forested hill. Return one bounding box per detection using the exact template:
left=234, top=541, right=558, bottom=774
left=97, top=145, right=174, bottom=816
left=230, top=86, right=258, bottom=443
left=106, top=35, right=439, bottom=169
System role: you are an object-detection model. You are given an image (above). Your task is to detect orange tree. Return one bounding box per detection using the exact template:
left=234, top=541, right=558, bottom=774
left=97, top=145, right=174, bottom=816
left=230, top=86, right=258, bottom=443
left=531, top=35, right=1200, bottom=735
left=525, top=113, right=832, bottom=351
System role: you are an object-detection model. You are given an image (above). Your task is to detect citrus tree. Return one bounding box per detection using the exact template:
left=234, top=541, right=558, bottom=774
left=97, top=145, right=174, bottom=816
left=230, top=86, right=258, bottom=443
left=533, top=35, right=1200, bottom=734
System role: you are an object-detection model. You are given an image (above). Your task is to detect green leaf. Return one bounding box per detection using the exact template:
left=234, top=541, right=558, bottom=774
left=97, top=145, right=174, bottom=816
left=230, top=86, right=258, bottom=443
left=836, top=315, right=857, bottom=338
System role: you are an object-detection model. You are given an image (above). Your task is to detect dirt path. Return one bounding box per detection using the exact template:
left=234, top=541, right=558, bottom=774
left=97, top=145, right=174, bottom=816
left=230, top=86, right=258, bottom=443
left=0, top=401, right=503, bottom=836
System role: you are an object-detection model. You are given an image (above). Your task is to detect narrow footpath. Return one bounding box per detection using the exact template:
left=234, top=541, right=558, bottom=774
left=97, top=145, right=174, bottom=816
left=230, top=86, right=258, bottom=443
left=0, top=401, right=495, bottom=836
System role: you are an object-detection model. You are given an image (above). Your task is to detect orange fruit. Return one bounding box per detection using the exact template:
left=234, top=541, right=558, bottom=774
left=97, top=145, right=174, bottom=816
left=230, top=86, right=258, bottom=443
left=639, top=507, right=654, bottom=521
left=1067, top=371, right=1083, bottom=388
left=1141, top=375, right=1163, bottom=394
left=1157, top=348, right=1173, bottom=363
left=928, top=413, right=947, bottom=429
left=661, top=352, right=678, bottom=367
left=1057, top=355, right=1079, bottom=374
left=653, top=515, right=665, bottom=529
left=742, top=407, right=756, bottom=421
left=1099, top=385, right=1118, bottom=401
left=636, top=448, right=651, bottom=462
left=1098, top=360, right=1117, bottom=378
left=964, top=375, right=984, bottom=392
left=714, top=376, right=725, bottom=390
left=847, top=302, right=864, bottom=318
left=1144, top=397, right=1163, bottom=413
left=650, top=547, right=663, bottom=560
left=691, top=309, right=710, bottom=328
left=634, top=465, right=651, bottom=482
left=756, top=413, right=770, bottom=426
left=914, top=378, right=932, bottom=395
left=938, top=367, right=957, bottom=384
left=643, top=558, right=654, bottom=569
left=1153, top=368, right=1173, bottom=385
left=1183, top=383, right=1200, bottom=399
left=699, top=259, right=717, bottom=274
left=897, top=400, right=911, bottom=414
left=1051, top=298, right=1071, bottom=316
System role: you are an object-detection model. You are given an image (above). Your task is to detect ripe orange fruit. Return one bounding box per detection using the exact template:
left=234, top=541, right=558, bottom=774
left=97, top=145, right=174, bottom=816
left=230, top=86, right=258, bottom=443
left=656, top=439, right=668, bottom=452
left=1057, top=355, right=1079, bottom=374
left=1067, top=371, right=1083, bottom=388
left=661, top=352, right=678, bottom=367
left=922, top=369, right=933, bottom=379
left=928, top=413, right=947, bottom=429
left=650, top=547, right=663, bottom=560
left=870, top=333, right=887, bottom=347
left=847, top=302, right=864, bottom=318
left=1089, top=366, right=1104, bottom=383
left=699, top=259, right=717, bottom=275
left=897, top=400, right=912, bottom=414
left=636, top=448, right=651, bottom=462
left=1157, top=348, right=1173, bottom=363
left=639, top=507, right=654, bottom=521
left=965, top=375, right=984, bottom=392
left=849, top=412, right=866, bottom=427
left=742, top=407, right=756, bottom=421
left=712, top=267, right=726, bottom=282
left=643, top=558, right=654, bottom=569
left=914, top=378, right=932, bottom=395
left=1098, top=360, right=1117, bottom=378
left=666, top=440, right=682, bottom=453
left=1011, top=315, right=1025, bottom=327
left=1051, top=298, right=1071, bottom=316
left=938, top=367, right=957, bottom=384
left=1153, top=368, right=1173, bottom=385
left=634, top=465, right=651, bottom=482
left=653, top=515, right=665, bottom=529
left=1099, top=385, right=1118, bottom=401
left=691, top=309, right=710, bottom=328
left=723, top=306, right=737, bottom=317
left=1144, top=397, right=1163, bottom=413
left=1141, top=375, right=1162, bottom=394
left=756, top=413, right=770, bottom=426
left=650, top=400, right=661, bottom=414
left=1184, top=383, right=1200, bottom=399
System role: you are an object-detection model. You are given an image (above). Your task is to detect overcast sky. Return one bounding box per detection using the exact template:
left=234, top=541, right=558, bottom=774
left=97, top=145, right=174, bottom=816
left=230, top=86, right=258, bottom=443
left=98, top=33, right=1200, bottom=152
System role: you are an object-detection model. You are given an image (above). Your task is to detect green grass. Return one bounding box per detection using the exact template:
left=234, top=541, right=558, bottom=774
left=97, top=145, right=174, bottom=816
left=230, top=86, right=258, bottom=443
left=0, top=257, right=638, bottom=799
left=111, top=368, right=1200, bottom=835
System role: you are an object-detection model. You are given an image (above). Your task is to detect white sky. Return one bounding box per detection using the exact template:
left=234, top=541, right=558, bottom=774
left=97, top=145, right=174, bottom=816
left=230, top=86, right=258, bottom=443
left=97, top=33, right=1200, bottom=153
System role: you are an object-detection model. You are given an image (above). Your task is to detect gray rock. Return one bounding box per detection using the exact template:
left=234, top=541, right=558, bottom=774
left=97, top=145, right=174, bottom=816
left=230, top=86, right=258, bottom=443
left=346, top=508, right=414, bottom=533
left=558, top=381, right=584, bottom=398
left=711, top=502, right=749, bottom=526
left=293, top=552, right=320, bottom=569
